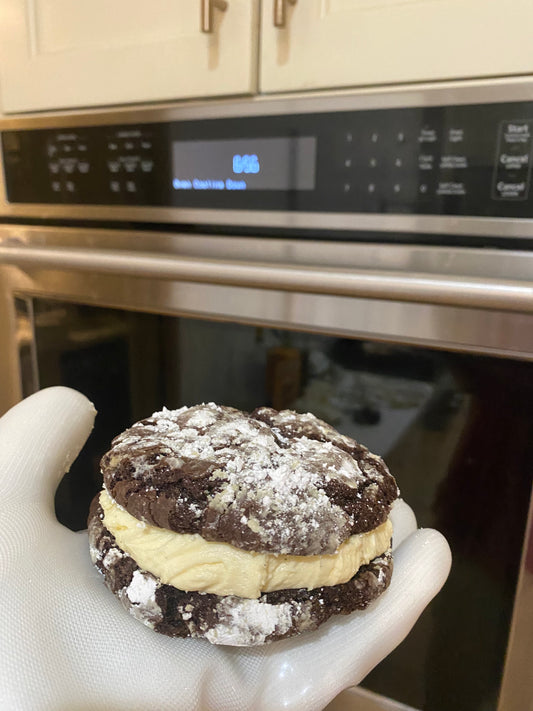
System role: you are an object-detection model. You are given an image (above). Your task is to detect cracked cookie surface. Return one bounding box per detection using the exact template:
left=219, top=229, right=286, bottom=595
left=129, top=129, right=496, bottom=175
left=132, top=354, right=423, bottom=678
left=101, top=403, right=398, bottom=556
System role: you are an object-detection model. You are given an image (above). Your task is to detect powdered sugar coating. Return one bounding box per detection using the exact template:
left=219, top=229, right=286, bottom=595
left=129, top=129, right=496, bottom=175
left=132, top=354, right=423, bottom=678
left=101, top=403, right=398, bottom=556
left=204, top=598, right=296, bottom=646
left=127, top=570, right=157, bottom=606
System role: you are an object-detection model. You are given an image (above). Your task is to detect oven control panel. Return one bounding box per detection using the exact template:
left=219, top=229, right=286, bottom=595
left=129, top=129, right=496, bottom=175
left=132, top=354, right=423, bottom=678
left=41, top=127, right=155, bottom=200
left=3, top=100, right=533, bottom=218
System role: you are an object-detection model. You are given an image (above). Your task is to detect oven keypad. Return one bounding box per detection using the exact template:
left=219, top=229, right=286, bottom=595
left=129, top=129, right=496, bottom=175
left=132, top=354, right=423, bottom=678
left=103, top=128, right=155, bottom=200
left=335, top=120, right=476, bottom=208
left=45, top=132, right=91, bottom=197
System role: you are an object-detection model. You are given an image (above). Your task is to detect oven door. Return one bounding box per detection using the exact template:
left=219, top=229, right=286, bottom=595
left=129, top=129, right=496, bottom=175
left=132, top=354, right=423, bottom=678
left=0, top=224, right=532, bottom=711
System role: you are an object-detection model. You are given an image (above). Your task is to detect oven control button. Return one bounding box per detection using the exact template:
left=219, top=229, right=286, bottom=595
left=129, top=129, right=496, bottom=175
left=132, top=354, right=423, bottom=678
left=498, top=152, right=529, bottom=170
left=500, top=121, right=532, bottom=145
left=51, top=180, right=61, bottom=192
left=48, top=162, right=60, bottom=174
left=107, top=160, right=120, bottom=173
left=418, top=154, right=435, bottom=171
left=110, top=180, right=121, bottom=193
left=141, top=160, right=154, bottom=173
left=436, top=181, right=466, bottom=196
left=448, top=128, right=464, bottom=144
left=65, top=180, right=75, bottom=192
left=493, top=120, right=533, bottom=200
left=418, top=127, right=438, bottom=144
left=78, top=161, right=90, bottom=174
left=126, top=180, right=137, bottom=193
left=440, top=155, right=468, bottom=170
left=494, top=180, right=528, bottom=199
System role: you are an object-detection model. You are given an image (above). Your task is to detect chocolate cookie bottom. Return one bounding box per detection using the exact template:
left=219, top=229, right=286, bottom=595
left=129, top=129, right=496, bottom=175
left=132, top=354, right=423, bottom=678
left=88, top=500, right=393, bottom=646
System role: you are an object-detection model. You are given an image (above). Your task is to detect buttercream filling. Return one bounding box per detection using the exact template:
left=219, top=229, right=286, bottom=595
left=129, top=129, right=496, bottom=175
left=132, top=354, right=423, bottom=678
left=100, top=489, right=392, bottom=599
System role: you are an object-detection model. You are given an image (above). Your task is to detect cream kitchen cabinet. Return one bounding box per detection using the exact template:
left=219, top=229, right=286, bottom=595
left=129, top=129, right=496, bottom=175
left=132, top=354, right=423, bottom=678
left=260, top=0, right=533, bottom=93
left=0, top=0, right=258, bottom=113
left=2, top=0, right=533, bottom=115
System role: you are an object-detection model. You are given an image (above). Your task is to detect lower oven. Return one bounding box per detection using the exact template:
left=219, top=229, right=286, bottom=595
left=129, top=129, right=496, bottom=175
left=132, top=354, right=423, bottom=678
left=0, top=79, right=532, bottom=711
left=0, top=226, right=532, bottom=711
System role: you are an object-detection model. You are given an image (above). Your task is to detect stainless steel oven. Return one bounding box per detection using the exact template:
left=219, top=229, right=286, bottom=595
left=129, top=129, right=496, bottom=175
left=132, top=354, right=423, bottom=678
left=1, top=78, right=532, bottom=711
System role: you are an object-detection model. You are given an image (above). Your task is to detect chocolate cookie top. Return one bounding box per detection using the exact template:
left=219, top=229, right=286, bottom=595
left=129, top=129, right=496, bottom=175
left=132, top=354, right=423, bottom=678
left=101, top=403, right=398, bottom=556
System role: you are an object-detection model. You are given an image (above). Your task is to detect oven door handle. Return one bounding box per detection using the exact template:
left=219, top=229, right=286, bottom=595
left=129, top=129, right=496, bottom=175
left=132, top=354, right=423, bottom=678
left=1, top=243, right=532, bottom=313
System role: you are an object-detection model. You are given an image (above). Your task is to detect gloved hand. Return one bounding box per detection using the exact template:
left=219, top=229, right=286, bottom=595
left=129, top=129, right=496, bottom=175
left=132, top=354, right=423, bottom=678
left=0, top=387, right=451, bottom=711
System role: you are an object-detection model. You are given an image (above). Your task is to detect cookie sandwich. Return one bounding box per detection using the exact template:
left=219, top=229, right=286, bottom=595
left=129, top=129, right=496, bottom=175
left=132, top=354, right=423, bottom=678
left=88, top=403, right=399, bottom=646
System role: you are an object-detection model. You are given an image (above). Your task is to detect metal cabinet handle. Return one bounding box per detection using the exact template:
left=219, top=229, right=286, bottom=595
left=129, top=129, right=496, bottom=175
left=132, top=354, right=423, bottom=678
left=201, top=0, right=228, bottom=33
left=273, top=0, right=297, bottom=27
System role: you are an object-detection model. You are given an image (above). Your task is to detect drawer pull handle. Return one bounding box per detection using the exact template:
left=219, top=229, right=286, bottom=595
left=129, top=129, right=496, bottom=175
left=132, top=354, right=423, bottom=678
left=273, top=0, right=297, bottom=28
left=201, top=0, right=228, bottom=33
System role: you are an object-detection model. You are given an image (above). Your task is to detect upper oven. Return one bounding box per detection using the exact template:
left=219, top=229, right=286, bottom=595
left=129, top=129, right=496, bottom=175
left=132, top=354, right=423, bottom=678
left=0, top=79, right=532, bottom=711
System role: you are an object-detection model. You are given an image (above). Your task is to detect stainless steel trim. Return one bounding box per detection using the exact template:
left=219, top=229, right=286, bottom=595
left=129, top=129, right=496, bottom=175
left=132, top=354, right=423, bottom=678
left=1, top=226, right=533, bottom=362
left=4, top=223, right=533, bottom=275
left=1, top=243, right=532, bottom=313
left=497, top=483, right=533, bottom=711
left=3, top=78, right=533, bottom=235
left=2, top=202, right=533, bottom=239
left=0, top=267, right=22, bottom=413
left=13, top=297, right=39, bottom=397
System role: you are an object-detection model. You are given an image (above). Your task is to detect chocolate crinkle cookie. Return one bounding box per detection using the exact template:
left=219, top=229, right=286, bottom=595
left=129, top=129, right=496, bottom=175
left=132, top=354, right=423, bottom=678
left=88, top=403, right=399, bottom=646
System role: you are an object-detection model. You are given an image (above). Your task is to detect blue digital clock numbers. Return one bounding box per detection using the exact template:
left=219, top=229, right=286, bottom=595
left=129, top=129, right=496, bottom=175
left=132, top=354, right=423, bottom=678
left=172, top=136, right=316, bottom=191
left=233, top=154, right=260, bottom=175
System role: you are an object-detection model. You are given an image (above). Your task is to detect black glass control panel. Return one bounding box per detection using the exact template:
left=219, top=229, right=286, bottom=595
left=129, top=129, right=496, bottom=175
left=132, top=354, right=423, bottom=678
left=3, top=101, right=533, bottom=217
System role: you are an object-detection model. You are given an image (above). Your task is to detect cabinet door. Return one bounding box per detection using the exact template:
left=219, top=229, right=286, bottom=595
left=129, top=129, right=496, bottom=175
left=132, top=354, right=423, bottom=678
left=260, top=0, right=533, bottom=93
left=0, top=0, right=258, bottom=113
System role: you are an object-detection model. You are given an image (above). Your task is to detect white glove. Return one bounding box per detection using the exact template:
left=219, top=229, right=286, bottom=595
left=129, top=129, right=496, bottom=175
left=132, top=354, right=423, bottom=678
left=0, top=387, right=451, bottom=711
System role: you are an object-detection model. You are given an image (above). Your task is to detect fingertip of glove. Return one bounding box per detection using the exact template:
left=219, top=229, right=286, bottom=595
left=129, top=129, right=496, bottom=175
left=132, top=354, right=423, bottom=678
left=0, top=387, right=97, bottom=505
left=29, top=386, right=96, bottom=415
left=1, top=387, right=96, bottom=426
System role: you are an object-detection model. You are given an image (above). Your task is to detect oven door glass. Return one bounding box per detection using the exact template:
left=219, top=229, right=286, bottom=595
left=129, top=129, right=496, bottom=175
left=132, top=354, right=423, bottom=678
left=19, top=297, right=533, bottom=711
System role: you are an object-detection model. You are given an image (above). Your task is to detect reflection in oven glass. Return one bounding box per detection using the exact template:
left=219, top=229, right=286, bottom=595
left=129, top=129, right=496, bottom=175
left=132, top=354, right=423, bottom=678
left=25, top=299, right=533, bottom=711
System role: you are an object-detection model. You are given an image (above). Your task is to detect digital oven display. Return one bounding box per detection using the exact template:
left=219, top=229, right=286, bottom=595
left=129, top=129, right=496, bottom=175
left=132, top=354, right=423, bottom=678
left=171, top=136, right=317, bottom=192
